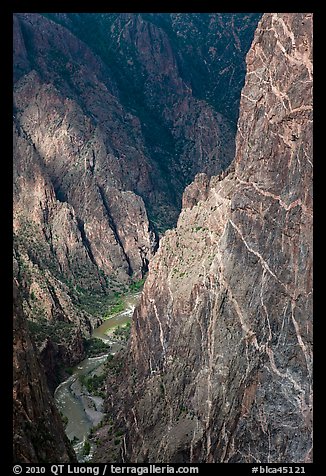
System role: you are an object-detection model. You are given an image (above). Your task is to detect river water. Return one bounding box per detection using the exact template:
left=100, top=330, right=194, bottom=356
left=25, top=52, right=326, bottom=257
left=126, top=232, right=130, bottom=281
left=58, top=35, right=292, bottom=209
left=54, top=292, right=140, bottom=462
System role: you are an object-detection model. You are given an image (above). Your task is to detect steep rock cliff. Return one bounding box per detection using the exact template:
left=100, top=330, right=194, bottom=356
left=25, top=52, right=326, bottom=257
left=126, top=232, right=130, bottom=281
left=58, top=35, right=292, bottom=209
left=14, top=13, right=157, bottom=283
left=109, top=13, right=313, bottom=463
left=13, top=282, right=76, bottom=463
left=13, top=13, right=259, bottom=381
left=13, top=13, right=157, bottom=379
left=156, top=13, right=262, bottom=124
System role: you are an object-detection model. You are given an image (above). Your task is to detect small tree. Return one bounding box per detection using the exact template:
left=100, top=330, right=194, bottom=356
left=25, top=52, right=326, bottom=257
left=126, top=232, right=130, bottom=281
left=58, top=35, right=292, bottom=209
left=82, top=440, right=91, bottom=456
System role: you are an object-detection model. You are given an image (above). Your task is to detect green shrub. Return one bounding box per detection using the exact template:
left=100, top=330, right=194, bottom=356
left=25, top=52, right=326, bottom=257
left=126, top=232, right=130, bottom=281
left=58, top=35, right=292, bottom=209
left=103, top=295, right=125, bottom=319
left=84, top=338, right=109, bottom=357
left=60, top=412, right=68, bottom=428
left=79, top=373, right=106, bottom=394
left=27, top=319, right=75, bottom=346
left=129, top=278, right=146, bottom=292
left=112, top=322, right=131, bottom=341
left=160, top=383, right=165, bottom=396
left=82, top=440, right=91, bottom=456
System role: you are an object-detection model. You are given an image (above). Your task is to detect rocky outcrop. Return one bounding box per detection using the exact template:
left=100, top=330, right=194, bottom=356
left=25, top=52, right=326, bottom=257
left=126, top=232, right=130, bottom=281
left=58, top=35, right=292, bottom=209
left=13, top=13, right=259, bottom=381
left=164, top=13, right=262, bottom=124
left=103, top=13, right=237, bottom=187
left=13, top=13, right=160, bottom=303
left=13, top=55, right=156, bottom=284
left=13, top=121, right=101, bottom=384
left=13, top=282, right=76, bottom=463
left=17, top=12, right=260, bottom=227
left=13, top=12, right=156, bottom=378
left=107, top=13, right=313, bottom=463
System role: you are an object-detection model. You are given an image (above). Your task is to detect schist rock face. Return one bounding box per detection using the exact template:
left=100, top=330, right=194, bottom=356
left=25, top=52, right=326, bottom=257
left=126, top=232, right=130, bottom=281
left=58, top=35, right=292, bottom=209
left=106, top=13, right=313, bottom=463
left=13, top=13, right=259, bottom=381
left=13, top=282, right=76, bottom=463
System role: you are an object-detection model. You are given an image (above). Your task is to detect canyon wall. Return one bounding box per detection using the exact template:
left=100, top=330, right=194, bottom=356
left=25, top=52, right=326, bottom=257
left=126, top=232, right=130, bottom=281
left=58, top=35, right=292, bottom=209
left=110, top=13, right=313, bottom=463
left=13, top=282, right=76, bottom=463
left=13, top=13, right=259, bottom=381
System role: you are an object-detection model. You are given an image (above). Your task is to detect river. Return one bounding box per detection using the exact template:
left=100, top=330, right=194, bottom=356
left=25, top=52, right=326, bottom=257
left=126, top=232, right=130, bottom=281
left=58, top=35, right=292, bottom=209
left=54, top=292, right=140, bottom=462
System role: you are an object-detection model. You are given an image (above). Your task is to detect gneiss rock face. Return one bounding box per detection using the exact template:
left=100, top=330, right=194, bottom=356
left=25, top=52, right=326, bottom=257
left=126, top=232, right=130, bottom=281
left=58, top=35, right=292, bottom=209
left=13, top=282, right=76, bottom=463
left=13, top=13, right=157, bottom=284
left=14, top=12, right=260, bottom=230
left=13, top=13, right=258, bottom=381
left=13, top=12, right=158, bottom=379
left=116, top=13, right=313, bottom=463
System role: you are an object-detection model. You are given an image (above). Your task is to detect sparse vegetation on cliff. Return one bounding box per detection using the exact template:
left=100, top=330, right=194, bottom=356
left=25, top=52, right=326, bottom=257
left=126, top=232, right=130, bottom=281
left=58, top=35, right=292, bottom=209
left=82, top=440, right=91, bottom=456
left=129, top=277, right=146, bottom=293
left=112, top=322, right=131, bottom=342
left=28, top=319, right=75, bottom=346
left=84, top=338, right=109, bottom=358
left=103, top=293, right=125, bottom=319
left=79, top=373, right=106, bottom=397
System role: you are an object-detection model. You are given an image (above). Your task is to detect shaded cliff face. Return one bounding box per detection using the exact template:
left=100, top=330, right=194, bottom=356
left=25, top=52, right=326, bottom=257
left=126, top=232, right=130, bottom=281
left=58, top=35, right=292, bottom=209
left=152, top=13, right=262, bottom=124
left=13, top=13, right=158, bottom=378
left=14, top=13, right=157, bottom=282
left=113, top=13, right=313, bottom=463
left=13, top=282, right=76, bottom=463
left=13, top=13, right=259, bottom=379
left=13, top=12, right=243, bottom=240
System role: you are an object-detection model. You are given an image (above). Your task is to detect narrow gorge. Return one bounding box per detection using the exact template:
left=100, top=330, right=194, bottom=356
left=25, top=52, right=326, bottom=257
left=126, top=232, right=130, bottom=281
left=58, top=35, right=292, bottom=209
left=13, top=12, right=312, bottom=465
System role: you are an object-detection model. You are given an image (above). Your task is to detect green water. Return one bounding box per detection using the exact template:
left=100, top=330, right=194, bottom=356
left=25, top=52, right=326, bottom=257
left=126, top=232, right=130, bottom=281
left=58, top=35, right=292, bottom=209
left=92, top=292, right=140, bottom=341
left=54, top=291, right=141, bottom=461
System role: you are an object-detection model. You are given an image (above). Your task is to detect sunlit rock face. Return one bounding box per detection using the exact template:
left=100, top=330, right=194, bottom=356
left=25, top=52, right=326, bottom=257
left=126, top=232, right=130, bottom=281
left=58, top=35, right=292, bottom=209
left=112, top=13, right=313, bottom=463
left=13, top=12, right=259, bottom=383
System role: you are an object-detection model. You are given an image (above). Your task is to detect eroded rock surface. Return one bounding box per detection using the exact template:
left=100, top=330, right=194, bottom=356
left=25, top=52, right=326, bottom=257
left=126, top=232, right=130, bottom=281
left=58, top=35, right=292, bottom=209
left=107, top=13, right=313, bottom=463
left=13, top=282, right=76, bottom=463
left=13, top=13, right=259, bottom=381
